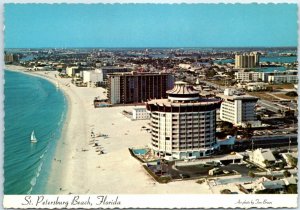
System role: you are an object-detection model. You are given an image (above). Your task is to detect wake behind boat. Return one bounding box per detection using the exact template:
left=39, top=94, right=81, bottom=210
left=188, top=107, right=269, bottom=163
left=31, top=130, right=37, bottom=143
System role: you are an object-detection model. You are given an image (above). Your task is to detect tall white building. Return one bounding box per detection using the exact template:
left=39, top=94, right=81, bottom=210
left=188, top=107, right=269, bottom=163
left=218, top=89, right=258, bottom=126
left=146, top=82, right=222, bottom=160
left=83, top=70, right=102, bottom=86
left=66, top=66, right=79, bottom=77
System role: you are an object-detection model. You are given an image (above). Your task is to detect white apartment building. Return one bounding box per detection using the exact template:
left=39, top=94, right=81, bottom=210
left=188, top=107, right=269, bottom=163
left=109, top=76, right=121, bottom=104
left=236, top=70, right=298, bottom=84
left=235, top=71, right=265, bottom=82
left=83, top=70, right=102, bottom=86
left=132, top=107, right=150, bottom=120
left=218, top=89, right=258, bottom=126
left=146, top=82, right=222, bottom=160
left=268, top=70, right=298, bottom=84
left=66, top=66, right=79, bottom=77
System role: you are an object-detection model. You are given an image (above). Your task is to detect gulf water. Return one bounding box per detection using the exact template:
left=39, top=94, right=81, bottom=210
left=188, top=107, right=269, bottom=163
left=4, top=70, right=67, bottom=194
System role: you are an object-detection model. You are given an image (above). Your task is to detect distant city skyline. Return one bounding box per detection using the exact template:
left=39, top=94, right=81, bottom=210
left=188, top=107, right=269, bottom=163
left=4, top=4, right=298, bottom=48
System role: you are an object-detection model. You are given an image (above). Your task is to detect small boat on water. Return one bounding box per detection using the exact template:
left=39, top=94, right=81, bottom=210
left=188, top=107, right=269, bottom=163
left=31, top=130, right=37, bottom=143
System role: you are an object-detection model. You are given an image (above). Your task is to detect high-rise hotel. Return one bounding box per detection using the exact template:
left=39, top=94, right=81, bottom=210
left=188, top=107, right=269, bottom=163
left=107, top=72, right=174, bottom=104
left=235, top=52, right=260, bottom=69
left=146, top=82, right=222, bottom=160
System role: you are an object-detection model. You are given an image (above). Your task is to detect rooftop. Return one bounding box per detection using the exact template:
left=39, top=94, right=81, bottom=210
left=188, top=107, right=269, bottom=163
left=107, top=71, right=172, bottom=76
left=167, top=81, right=199, bottom=95
left=146, top=97, right=222, bottom=106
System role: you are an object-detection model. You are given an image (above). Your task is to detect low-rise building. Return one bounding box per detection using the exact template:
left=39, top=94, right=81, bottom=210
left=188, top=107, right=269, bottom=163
left=235, top=71, right=265, bottom=82
left=132, top=107, right=150, bottom=120
left=249, top=148, right=276, bottom=168
left=281, top=152, right=298, bottom=167
left=267, top=70, right=298, bottom=84
left=245, top=82, right=268, bottom=91
left=255, top=180, right=285, bottom=193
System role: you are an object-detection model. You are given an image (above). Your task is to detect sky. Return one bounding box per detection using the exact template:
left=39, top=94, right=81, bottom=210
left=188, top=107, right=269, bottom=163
left=4, top=4, right=298, bottom=48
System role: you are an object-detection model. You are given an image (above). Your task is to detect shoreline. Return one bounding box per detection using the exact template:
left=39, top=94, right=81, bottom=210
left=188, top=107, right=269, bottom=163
left=4, top=65, right=213, bottom=194
left=4, top=65, right=71, bottom=193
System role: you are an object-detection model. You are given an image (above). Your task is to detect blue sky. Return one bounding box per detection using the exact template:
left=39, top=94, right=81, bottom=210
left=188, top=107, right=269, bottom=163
left=4, top=4, right=298, bottom=48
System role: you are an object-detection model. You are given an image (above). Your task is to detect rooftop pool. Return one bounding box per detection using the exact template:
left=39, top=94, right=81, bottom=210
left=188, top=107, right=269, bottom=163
left=132, top=148, right=148, bottom=155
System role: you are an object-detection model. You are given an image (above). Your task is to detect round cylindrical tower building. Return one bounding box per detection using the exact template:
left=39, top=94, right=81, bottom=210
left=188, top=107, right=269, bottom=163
left=146, top=81, right=222, bottom=160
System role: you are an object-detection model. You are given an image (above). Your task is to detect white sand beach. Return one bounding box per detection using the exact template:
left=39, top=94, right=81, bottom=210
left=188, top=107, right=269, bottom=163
left=5, top=65, right=212, bottom=194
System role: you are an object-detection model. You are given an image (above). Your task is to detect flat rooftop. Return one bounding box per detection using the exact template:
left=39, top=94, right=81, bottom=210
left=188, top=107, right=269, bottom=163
left=147, top=97, right=222, bottom=106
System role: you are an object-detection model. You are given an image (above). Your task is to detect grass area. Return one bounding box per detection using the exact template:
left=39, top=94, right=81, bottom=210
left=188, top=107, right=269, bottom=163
left=249, top=91, right=297, bottom=101
left=248, top=92, right=274, bottom=101
left=274, top=93, right=297, bottom=100
left=268, top=84, right=295, bottom=89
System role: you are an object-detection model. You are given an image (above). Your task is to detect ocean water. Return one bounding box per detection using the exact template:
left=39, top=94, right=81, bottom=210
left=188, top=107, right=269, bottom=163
left=4, top=70, right=67, bottom=194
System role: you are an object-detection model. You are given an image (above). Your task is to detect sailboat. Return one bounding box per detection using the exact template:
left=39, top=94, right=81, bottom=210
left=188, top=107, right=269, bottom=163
left=31, top=130, right=37, bottom=143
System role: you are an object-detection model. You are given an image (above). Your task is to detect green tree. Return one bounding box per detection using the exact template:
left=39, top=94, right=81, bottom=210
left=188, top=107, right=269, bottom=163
left=220, top=189, right=231, bottom=194
left=286, top=184, right=297, bottom=194
left=283, top=170, right=291, bottom=178
left=287, top=155, right=298, bottom=168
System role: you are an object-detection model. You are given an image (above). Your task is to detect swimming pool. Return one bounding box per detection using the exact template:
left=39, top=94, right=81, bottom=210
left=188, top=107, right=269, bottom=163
left=133, top=148, right=148, bottom=155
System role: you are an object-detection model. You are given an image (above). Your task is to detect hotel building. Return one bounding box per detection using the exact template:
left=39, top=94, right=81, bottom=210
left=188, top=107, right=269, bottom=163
left=146, top=82, right=222, bottom=160
left=218, top=89, right=259, bottom=126
left=4, top=53, right=19, bottom=64
left=107, top=72, right=174, bottom=104
left=98, top=66, right=132, bottom=82
left=235, top=52, right=260, bottom=69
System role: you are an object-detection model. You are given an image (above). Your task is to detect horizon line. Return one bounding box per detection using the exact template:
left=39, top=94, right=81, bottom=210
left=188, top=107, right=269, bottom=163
left=4, top=46, right=298, bottom=50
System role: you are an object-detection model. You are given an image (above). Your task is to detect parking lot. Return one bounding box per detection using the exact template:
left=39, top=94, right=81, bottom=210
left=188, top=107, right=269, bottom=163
left=161, top=162, right=263, bottom=180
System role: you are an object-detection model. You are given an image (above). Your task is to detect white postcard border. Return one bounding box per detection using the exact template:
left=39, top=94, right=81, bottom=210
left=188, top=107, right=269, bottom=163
left=1, top=1, right=299, bottom=209
left=3, top=194, right=299, bottom=208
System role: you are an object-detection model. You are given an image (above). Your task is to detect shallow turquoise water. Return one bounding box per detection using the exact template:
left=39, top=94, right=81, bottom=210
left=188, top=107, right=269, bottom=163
left=133, top=148, right=148, bottom=155
left=4, top=70, right=67, bottom=194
